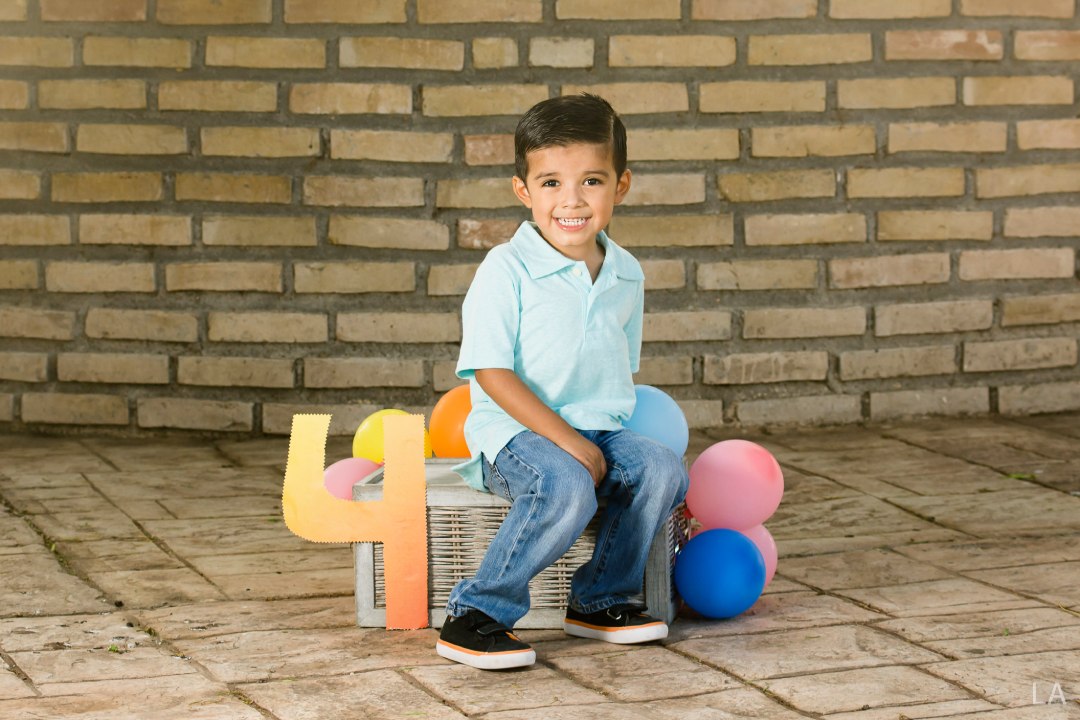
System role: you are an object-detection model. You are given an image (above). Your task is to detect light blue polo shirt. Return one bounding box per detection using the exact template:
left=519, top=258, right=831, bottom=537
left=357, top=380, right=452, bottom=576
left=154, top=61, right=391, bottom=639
left=453, top=221, right=645, bottom=491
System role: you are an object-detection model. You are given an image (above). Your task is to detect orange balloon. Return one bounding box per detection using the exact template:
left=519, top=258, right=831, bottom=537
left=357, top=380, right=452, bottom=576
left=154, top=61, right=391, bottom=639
left=429, top=384, right=472, bottom=458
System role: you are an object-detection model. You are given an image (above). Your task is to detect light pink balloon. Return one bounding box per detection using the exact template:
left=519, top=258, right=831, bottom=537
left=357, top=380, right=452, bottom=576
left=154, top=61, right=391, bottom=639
left=686, top=439, right=784, bottom=531
left=323, top=457, right=381, bottom=500
left=741, top=524, right=778, bottom=587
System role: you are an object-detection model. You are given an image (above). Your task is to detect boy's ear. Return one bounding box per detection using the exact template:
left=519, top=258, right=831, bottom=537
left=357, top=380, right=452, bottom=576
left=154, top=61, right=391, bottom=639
left=511, top=176, right=533, bottom=208
left=613, top=169, right=632, bottom=206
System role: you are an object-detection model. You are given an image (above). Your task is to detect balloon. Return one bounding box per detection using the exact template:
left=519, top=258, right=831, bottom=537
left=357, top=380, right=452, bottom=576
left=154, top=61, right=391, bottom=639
left=674, top=528, right=765, bottom=619
left=353, top=409, right=432, bottom=463
left=624, top=385, right=689, bottom=456
left=740, top=524, right=778, bottom=587
left=686, top=440, right=783, bottom=531
left=429, top=384, right=472, bottom=458
left=323, top=456, right=381, bottom=500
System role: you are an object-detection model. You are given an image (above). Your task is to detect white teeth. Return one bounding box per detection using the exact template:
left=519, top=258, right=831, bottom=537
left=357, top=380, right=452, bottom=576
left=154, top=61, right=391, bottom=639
left=558, top=218, right=587, bottom=226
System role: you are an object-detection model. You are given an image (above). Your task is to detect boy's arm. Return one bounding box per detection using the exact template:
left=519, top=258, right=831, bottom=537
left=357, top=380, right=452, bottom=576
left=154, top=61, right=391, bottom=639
left=475, top=368, right=607, bottom=485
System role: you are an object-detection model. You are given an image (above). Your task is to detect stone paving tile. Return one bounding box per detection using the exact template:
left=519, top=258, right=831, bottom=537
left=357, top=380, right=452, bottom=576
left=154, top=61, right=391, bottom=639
left=1, top=481, right=103, bottom=515
left=1003, top=461, right=1080, bottom=494
left=886, top=418, right=1080, bottom=463
left=59, top=538, right=185, bottom=573
left=837, top=578, right=1041, bottom=618
left=946, top=708, right=1080, bottom=720
left=85, top=467, right=283, bottom=500
left=1013, top=411, right=1080, bottom=440
left=779, top=528, right=968, bottom=557
left=895, top=536, right=1080, bottom=572
left=634, top=686, right=809, bottom=720
left=779, top=548, right=954, bottom=590
left=31, top=508, right=147, bottom=542
left=875, top=607, right=1080, bottom=644
left=765, top=429, right=905, bottom=451
left=922, top=650, right=1080, bottom=708
left=873, top=467, right=1035, bottom=497
left=964, top=562, right=1080, bottom=608
left=135, top=596, right=356, bottom=639
left=0, top=548, right=109, bottom=617
left=824, top=698, right=1000, bottom=720
left=237, top=669, right=468, bottom=720
left=0, top=612, right=151, bottom=652
left=673, top=624, right=944, bottom=680
left=405, top=662, right=609, bottom=715
left=0, top=507, right=43, bottom=555
left=89, top=567, right=229, bottom=608
left=140, top=516, right=309, bottom=557
left=212, top=567, right=355, bottom=600
left=0, top=662, right=33, bottom=699
left=924, top=625, right=1080, bottom=659
left=888, top=489, right=1080, bottom=535
left=158, top=494, right=283, bottom=519
left=548, top=645, right=738, bottom=701
left=103, top=496, right=176, bottom=521
left=215, top=438, right=291, bottom=467
left=482, top=703, right=648, bottom=720
left=0, top=437, right=115, bottom=473
left=772, top=469, right=862, bottom=505
left=80, top=437, right=232, bottom=471
left=767, top=495, right=942, bottom=540
left=10, top=645, right=196, bottom=686
left=187, top=547, right=353, bottom=576
left=761, top=665, right=974, bottom=715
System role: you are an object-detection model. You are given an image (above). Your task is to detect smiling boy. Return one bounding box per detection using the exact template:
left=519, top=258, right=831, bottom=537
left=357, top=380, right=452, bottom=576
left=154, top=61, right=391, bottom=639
left=436, top=94, right=690, bottom=670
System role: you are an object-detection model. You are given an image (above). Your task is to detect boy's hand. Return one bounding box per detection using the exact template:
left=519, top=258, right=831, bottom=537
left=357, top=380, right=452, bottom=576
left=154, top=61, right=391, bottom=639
left=558, top=433, right=607, bottom=487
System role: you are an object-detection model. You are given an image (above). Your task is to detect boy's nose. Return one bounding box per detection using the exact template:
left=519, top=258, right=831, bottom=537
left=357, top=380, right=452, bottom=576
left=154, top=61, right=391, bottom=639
left=561, top=187, right=586, bottom=207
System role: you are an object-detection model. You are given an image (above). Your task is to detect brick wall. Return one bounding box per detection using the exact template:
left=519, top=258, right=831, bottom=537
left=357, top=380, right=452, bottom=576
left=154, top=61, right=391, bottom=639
left=1, top=0, right=1079, bottom=436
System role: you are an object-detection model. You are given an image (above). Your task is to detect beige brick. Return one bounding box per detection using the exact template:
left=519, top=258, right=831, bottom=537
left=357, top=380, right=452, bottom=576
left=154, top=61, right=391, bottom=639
left=293, top=262, right=415, bottom=294
left=848, top=167, right=965, bottom=198
left=830, top=253, right=950, bottom=289
left=39, top=79, right=145, bottom=109
left=889, top=121, right=1006, bottom=154
left=878, top=210, right=994, bottom=242
left=201, top=127, right=317, bottom=158
left=53, top=173, right=162, bottom=203
left=641, top=259, right=686, bottom=290
left=700, top=80, right=825, bottom=114
left=606, top=215, right=734, bottom=248
left=680, top=399, right=725, bottom=429
left=77, top=124, right=187, bottom=155
left=0, top=122, right=68, bottom=152
left=961, top=0, right=1074, bottom=16
left=1004, top=206, right=1080, bottom=238
left=433, top=361, right=459, bottom=391
left=208, top=312, right=327, bottom=343
left=838, top=77, right=955, bottom=110
left=886, top=30, right=1003, bottom=61
left=175, top=173, right=290, bottom=204
left=0, top=215, right=69, bottom=246
left=304, top=358, right=425, bottom=388
left=966, top=338, right=1077, bottom=373
left=85, top=308, right=197, bottom=342
left=420, top=0, right=540, bottom=22
left=634, top=356, right=693, bottom=386
left=840, top=345, right=956, bottom=380
left=0, top=352, right=47, bottom=382
left=0, top=0, right=26, bottom=21
left=719, top=170, right=834, bottom=202
left=736, top=395, right=862, bottom=426
left=159, top=81, right=276, bottom=112
left=303, top=176, right=424, bottom=208
left=332, top=130, right=453, bottom=163
left=961, top=248, right=1075, bottom=280
left=628, top=129, right=739, bottom=162
left=437, top=178, right=519, bottom=209
left=289, top=83, right=411, bottom=115
left=870, top=387, right=989, bottom=421
left=831, top=0, right=950, bottom=18
left=283, top=0, right=406, bottom=24
left=963, top=76, right=1073, bottom=106
left=206, top=36, right=324, bottom=68
left=999, top=381, right=1080, bottom=415
left=1017, top=119, right=1080, bottom=150
left=745, top=213, right=865, bottom=246
left=876, top=300, right=993, bottom=336
left=83, top=36, right=192, bottom=68
left=79, top=214, right=189, bottom=246
left=609, top=35, right=735, bottom=67
left=0, top=260, right=37, bottom=289
left=337, top=312, right=460, bottom=343
left=138, top=397, right=252, bottom=431
left=0, top=79, right=27, bottom=109
left=22, top=393, right=127, bottom=426
left=58, top=353, right=168, bottom=385
left=340, top=37, right=463, bottom=70
left=157, top=0, right=271, bottom=24
left=465, top=134, right=513, bottom=166
left=698, top=259, right=818, bottom=291
left=330, top=217, right=450, bottom=251
left=692, top=0, right=816, bottom=20
left=561, top=83, right=688, bottom=115
left=472, top=38, right=517, bottom=69
left=1, top=393, right=15, bottom=421
left=1002, top=293, right=1080, bottom=327
left=178, top=356, right=293, bottom=388
left=0, top=36, right=72, bottom=66
left=557, top=0, right=679, bottom=19
left=977, top=164, right=1080, bottom=198
left=753, top=125, right=875, bottom=157
left=166, top=262, right=281, bottom=292
left=749, top=34, right=872, bottom=65
left=424, top=85, right=548, bottom=117
left=0, top=306, right=73, bottom=340
left=1015, top=31, right=1080, bottom=60
left=705, top=352, right=828, bottom=384
left=744, top=307, right=865, bottom=339
left=457, top=219, right=519, bottom=250
left=203, top=216, right=315, bottom=247
left=46, top=262, right=154, bottom=293
left=622, top=174, right=706, bottom=206
left=428, top=263, right=479, bottom=296
left=644, top=311, right=732, bottom=341
left=529, top=37, right=594, bottom=68
left=0, top=169, right=38, bottom=199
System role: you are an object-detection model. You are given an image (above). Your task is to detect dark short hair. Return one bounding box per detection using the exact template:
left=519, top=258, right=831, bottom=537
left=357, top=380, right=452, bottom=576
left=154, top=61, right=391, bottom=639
left=514, top=93, right=627, bottom=182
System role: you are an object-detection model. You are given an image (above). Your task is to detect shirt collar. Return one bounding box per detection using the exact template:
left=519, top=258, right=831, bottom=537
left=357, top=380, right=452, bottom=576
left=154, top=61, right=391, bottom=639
left=510, top=221, right=644, bottom=281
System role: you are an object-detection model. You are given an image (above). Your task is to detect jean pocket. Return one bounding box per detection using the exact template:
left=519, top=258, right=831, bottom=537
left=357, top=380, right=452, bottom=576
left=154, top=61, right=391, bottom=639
left=483, top=457, right=513, bottom=501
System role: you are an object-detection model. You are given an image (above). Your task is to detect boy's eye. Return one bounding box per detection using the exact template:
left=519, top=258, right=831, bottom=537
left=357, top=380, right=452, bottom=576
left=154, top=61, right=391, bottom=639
left=541, top=179, right=558, bottom=187
left=584, top=178, right=602, bottom=186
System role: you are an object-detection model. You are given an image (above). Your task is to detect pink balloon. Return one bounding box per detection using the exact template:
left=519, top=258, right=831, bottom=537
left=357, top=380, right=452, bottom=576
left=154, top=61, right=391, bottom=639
left=323, top=457, right=381, bottom=500
left=686, top=440, right=784, bottom=531
left=741, top=524, right=778, bottom=587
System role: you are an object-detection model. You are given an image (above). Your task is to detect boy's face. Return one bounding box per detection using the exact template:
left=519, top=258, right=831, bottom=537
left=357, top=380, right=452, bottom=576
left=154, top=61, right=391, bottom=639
left=511, top=142, right=631, bottom=262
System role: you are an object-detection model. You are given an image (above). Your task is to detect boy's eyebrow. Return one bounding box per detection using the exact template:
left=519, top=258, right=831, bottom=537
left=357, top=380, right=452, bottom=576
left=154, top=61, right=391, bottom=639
left=533, top=168, right=612, bottom=179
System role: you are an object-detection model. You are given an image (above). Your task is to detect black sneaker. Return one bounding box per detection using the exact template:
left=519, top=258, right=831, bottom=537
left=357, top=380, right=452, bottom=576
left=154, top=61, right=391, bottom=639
left=436, top=610, right=535, bottom=670
left=564, top=603, right=668, bottom=644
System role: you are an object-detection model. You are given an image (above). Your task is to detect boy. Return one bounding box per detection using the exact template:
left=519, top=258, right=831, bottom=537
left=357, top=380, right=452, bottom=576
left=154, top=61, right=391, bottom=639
left=438, top=94, right=690, bottom=670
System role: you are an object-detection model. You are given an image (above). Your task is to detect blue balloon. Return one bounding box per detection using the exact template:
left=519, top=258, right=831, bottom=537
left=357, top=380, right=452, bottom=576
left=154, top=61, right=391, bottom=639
left=675, top=529, right=766, bottom=619
left=624, top=385, right=689, bottom=456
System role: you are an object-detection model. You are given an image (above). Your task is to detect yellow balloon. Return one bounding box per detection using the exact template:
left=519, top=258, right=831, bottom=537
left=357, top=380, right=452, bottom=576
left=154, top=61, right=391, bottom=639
left=352, top=409, right=432, bottom=463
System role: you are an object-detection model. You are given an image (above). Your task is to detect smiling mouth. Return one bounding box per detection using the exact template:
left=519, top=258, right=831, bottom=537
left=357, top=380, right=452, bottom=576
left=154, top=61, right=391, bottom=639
left=556, top=218, right=588, bottom=229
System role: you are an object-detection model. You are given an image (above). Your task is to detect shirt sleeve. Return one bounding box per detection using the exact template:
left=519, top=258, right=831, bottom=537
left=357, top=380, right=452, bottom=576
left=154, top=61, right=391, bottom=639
left=456, top=252, right=520, bottom=380
left=624, top=280, right=644, bottom=374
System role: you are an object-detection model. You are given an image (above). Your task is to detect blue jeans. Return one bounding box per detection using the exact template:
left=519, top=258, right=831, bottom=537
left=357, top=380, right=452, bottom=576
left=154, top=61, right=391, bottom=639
left=445, top=428, right=690, bottom=629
